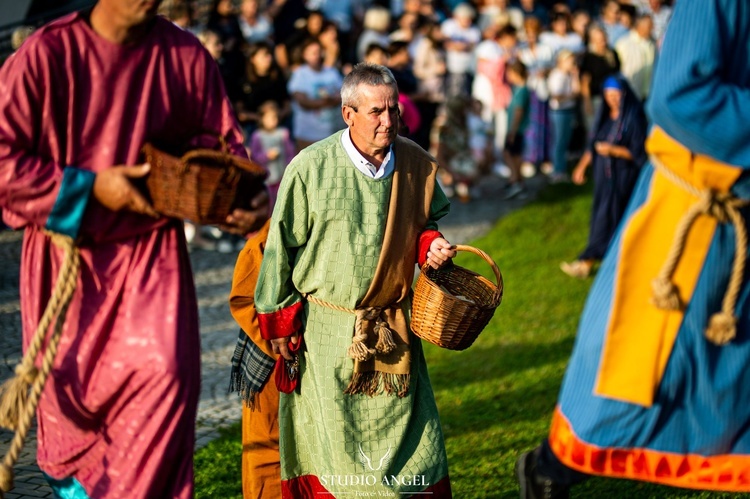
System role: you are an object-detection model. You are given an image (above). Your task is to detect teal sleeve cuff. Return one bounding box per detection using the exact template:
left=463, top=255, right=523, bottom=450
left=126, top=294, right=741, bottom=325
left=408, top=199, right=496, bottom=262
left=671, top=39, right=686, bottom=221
left=45, top=167, right=96, bottom=239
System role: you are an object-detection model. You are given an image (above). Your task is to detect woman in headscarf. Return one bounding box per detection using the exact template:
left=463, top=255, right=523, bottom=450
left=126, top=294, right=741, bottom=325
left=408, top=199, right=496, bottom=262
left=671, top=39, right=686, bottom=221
left=560, top=75, right=647, bottom=278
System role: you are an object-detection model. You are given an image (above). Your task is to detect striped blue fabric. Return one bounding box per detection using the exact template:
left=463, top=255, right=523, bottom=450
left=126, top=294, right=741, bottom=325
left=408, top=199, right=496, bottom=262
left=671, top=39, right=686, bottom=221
left=646, top=0, right=750, bottom=168
left=555, top=0, right=750, bottom=459
left=558, top=166, right=750, bottom=456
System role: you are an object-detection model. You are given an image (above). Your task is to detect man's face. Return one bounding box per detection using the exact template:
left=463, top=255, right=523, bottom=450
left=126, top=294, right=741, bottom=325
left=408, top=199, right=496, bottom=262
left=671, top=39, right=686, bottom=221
left=101, top=0, right=162, bottom=26
left=603, top=1, right=620, bottom=19
left=343, top=84, right=399, bottom=154
left=301, top=42, right=322, bottom=68
left=636, top=17, right=653, bottom=38
left=241, top=0, right=259, bottom=19
left=456, top=14, right=472, bottom=29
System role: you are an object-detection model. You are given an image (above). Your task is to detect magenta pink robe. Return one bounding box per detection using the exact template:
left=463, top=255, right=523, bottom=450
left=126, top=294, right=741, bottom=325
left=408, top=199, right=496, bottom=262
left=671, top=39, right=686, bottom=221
left=0, top=13, right=245, bottom=498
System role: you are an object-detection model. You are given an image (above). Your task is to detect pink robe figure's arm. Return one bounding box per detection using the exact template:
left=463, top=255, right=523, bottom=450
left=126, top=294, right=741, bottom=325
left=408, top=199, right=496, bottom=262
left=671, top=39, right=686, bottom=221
left=0, top=44, right=94, bottom=238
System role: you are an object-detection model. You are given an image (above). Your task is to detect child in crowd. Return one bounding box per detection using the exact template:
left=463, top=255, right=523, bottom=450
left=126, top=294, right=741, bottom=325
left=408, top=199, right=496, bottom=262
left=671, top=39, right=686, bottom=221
left=504, top=60, right=531, bottom=199
left=441, top=3, right=481, bottom=97
left=473, top=24, right=518, bottom=177
left=468, top=98, right=493, bottom=177
left=249, top=101, right=295, bottom=207
left=547, top=49, right=580, bottom=183
left=287, top=37, right=343, bottom=152
left=432, top=95, right=481, bottom=202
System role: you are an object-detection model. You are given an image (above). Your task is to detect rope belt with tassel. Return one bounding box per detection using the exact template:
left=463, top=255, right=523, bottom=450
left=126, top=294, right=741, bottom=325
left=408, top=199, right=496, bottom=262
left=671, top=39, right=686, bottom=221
left=304, top=294, right=397, bottom=359
left=0, top=233, right=79, bottom=497
left=649, top=156, right=749, bottom=345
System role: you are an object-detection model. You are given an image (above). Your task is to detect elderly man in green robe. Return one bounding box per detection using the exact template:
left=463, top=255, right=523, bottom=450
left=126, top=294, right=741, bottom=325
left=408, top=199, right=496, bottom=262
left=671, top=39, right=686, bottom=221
left=255, top=63, right=455, bottom=497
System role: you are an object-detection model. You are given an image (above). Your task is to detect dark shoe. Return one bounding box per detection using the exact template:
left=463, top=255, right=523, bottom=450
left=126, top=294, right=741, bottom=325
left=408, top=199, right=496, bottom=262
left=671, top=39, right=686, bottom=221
left=516, top=448, right=570, bottom=499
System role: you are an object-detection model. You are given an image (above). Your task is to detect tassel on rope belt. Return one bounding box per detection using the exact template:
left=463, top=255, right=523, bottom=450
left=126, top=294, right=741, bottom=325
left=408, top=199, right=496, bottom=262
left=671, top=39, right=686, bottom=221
left=304, top=295, right=397, bottom=360
left=649, top=156, right=749, bottom=345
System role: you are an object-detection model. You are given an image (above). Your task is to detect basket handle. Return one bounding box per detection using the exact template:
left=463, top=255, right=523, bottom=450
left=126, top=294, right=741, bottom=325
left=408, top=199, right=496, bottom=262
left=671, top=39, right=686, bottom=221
left=453, top=244, right=503, bottom=289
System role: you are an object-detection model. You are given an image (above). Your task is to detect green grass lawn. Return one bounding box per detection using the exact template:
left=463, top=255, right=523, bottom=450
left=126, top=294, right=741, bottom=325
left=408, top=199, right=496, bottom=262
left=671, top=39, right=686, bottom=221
left=195, top=184, right=749, bottom=498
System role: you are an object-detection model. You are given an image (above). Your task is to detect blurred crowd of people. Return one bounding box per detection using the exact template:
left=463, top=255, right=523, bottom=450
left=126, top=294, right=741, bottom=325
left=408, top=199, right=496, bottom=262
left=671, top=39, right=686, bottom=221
left=158, top=0, right=670, bottom=207
left=3, top=0, right=672, bottom=245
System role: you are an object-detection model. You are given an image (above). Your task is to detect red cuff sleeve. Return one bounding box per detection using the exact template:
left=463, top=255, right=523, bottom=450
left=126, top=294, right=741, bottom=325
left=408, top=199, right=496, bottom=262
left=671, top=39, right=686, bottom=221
left=258, top=301, right=304, bottom=340
left=417, top=230, right=443, bottom=267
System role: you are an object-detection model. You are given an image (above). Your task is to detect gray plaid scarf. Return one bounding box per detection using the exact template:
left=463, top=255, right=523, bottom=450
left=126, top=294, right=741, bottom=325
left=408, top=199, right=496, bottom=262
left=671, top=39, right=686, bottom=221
left=228, top=329, right=275, bottom=408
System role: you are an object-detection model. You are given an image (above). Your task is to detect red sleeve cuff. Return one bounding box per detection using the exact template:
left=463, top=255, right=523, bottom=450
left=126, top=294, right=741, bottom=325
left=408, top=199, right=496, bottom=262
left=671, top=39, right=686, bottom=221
left=258, top=301, right=304, bottom=340
left=417, top=230, right=443, bottom=267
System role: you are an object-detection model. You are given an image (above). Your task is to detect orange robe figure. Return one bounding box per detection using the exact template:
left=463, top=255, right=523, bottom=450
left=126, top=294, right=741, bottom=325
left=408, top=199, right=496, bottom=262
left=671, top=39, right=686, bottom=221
left=229, top=221, right=282, bottom=499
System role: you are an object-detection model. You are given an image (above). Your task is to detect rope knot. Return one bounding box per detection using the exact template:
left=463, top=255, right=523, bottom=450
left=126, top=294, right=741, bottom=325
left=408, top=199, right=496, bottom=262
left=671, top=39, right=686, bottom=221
left=705, top=311, right=737, bottom=345
left=651, top=156, right=749, bottom=346
left=347, top=331, right=376, bottom=361
left=349, top=309, right=377, bottom=361
left=650, top=276, right=682, bottom=311
left=360, top=307, right=381, bottom=321
left=701, top=190, right=732, bottom=223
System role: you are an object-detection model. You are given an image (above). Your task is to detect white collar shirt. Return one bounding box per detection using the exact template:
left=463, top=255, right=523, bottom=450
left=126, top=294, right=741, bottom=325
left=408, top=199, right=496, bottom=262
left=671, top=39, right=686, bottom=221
left=341, top=129, right=395, bottom=180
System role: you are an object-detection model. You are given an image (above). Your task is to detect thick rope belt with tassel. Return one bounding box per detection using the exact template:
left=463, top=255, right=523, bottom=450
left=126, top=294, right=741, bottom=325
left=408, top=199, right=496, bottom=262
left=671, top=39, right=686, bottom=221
left=0, top=233, right=79, bottom=497
left=304, top=294, right=397, bottom=359
left=650, top=156, right=749, bottom=345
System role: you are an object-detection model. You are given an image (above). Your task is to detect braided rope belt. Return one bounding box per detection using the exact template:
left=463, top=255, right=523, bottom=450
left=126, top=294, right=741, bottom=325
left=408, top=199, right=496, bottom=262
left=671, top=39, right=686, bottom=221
left=304, top=294, right=397, bottom=360
left=0, top=234, right=80, bottom=496
left=649, top=156, right=748, bottom=345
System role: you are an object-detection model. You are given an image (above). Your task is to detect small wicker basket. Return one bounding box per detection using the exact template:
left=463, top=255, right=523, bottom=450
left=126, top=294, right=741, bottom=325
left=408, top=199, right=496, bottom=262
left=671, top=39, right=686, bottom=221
left=411, top=245, right=503, bottom=350
left=141, top=141, right=267, bottom=225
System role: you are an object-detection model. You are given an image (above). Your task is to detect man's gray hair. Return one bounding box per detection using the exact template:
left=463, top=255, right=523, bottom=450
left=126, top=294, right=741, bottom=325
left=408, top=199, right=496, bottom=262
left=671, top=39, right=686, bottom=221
left=341, top=63, right=398, bottom=110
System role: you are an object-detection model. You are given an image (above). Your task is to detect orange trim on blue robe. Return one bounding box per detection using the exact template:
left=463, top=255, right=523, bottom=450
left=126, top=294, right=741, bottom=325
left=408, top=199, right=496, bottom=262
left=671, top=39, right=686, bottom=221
left=549, top=407, right=750, bottom=491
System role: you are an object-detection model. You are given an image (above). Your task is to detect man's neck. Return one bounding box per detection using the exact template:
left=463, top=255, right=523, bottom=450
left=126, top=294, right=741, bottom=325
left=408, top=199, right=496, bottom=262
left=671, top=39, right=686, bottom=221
left=90, top=4, right=151, bottom=45
left=359, top=147, right=387, bottom=169
left=351, top=139, right=388, bottom=169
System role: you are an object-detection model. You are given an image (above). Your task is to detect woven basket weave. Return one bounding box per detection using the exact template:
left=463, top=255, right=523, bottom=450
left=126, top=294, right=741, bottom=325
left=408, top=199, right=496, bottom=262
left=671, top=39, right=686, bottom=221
left=411, top=245, right=503, bottom=350
left=141, top=142, right=267, bottom=225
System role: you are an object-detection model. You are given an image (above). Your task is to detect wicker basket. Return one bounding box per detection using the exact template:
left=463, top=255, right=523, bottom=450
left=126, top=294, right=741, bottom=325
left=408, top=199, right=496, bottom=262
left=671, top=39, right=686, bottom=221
left=411, top=245, right=503, bottom=350
left=141, top=142, right=267, bottom=225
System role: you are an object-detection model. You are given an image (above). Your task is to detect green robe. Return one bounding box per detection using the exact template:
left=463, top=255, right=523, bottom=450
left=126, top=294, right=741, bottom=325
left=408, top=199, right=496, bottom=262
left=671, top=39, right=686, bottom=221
left=255, top=131, right=451, bottom=496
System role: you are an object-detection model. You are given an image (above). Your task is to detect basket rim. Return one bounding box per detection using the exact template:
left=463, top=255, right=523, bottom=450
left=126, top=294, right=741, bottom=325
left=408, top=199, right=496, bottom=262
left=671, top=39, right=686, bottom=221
left=417, top=268, right=502, bottom=309
left=420, top=244, right=503, bottom=305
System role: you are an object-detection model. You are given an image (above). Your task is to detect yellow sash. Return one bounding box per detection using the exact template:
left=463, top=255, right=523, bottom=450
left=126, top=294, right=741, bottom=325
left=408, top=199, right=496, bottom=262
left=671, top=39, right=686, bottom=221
left=594, top=127, right=742, bottom=407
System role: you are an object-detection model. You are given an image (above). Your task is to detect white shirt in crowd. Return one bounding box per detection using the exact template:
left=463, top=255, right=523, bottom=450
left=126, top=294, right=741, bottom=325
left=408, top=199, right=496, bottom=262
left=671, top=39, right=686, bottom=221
left=440, top=18, right=482, bottom=75
left=238, top=14, right=274, bottom=44
left=538, top=31, right=583, bottom=58
left=518, top=42, right=555, bottom=101
left=288, top=64, right=344, bottom=142
left=615, top=30, right=656, bottom=101
left=547, top=68, right=577, bottom=110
